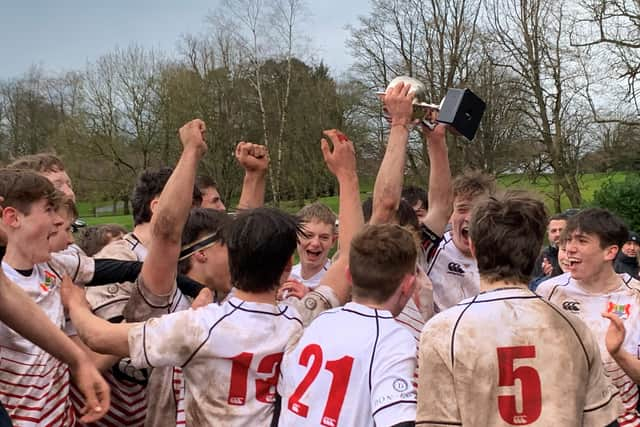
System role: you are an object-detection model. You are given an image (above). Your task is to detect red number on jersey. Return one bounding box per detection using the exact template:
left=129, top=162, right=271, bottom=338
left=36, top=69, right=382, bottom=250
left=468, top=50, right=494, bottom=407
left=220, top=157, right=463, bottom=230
left=228, top=352, right=284, bottom=406
left=287, top=344, right=355, bottom=427
left=497, top=346, right=542, bottom=425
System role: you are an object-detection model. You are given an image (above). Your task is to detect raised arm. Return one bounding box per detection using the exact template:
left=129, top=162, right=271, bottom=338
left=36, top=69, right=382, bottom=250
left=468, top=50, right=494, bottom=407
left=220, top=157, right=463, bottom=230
left=0, top=271, right=110, bottom=423
left=370, top=82, right=414, bottom=225
left=141, top=119, right=207, bottom=296
left=317, top=129, right=365, bottom=303
left=236, top=142, right=269, bottom=210
left=603, top=311, right=640, bottom=383
left=420, top=124, right=453, bottom=236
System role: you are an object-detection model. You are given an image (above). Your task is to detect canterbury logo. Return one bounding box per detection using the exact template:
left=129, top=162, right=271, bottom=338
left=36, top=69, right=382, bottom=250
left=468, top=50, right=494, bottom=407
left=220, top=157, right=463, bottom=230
left=447, top=262, right=465, bottom=275
left=562, top=301, right=580, bottom=312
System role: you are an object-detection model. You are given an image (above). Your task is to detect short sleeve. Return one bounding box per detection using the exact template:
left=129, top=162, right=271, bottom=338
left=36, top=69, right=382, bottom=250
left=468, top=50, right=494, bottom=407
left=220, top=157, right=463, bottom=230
left=416, top=320, right=461, bottom=426
left=123, top=274, right=178, bottom=322
left=420, top=224, right=442, bottom=265
left=128, top=306, right=214, bottom=369
left=48, top=251, right=95, bottom=285
left=371, top=329, right=417, bottom=426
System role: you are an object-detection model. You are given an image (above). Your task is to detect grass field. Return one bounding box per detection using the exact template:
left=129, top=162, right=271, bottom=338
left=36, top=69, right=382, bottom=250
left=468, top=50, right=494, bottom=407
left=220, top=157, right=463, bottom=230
left=76, top=172, right=631, bottom=231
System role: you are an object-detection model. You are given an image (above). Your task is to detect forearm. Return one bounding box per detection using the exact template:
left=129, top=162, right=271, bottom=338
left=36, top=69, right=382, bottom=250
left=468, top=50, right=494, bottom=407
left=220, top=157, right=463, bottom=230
left=143, top=149, right=200, bottom=295
left=68, top=303, right=134, bottom=358
left=612, top=349, right=640, bottom=384
left=371, top=125, right=410, bottom=224
left=237, top=171, right=267, bottom=210
left=0, top=274, right=87, bottom=365
left=424, top=134, right=452, bottom=236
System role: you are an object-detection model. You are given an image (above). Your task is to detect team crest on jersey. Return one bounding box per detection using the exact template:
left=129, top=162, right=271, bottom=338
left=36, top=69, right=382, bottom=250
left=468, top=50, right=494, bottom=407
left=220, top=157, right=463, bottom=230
left=607, top=302, right=631, bottom=319
left=40, top=271, right=57, bottom=292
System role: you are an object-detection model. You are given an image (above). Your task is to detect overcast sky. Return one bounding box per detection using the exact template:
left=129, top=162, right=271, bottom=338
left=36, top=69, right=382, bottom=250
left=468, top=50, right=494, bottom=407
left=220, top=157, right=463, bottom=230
left=0, top=0, right=371, bottom=79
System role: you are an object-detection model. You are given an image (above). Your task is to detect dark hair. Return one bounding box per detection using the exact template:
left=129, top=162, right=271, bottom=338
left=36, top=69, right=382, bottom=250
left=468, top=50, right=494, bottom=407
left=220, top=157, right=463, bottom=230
left=225, top=207, right=303, bottom=293
left=131, top=167, right=202, bottom=226
left=8, top=153, right=66, bottom=173
left=0, top=169, right=61, bottom=214
left=77, top=224, right=127, bottom=257
left=563, top=208, right=629, bottom=249
left=470, top=191, right=548, bottom=284
left=402, top=186, right=428, bottom=210
left=196, top=175, right=218, bottom=191
left=178, top=208, right=232, bottom=275
left=361, top=197, right=420, bottom=231
left=350, top=224, right=418, bottom=303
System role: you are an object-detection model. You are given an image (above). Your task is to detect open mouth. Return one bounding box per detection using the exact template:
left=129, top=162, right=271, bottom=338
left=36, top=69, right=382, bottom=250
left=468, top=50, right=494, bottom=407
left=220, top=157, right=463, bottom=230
left=568, top=257, right=581, bottom=267
left=306, top=249, right=322, bottom=259
left=461, top=225, right=470, bottom=241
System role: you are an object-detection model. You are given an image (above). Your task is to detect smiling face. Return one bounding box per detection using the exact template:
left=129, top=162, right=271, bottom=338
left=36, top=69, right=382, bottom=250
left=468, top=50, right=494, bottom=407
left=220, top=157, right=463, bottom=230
left=622, top=240, right=639, bottom=258
left=564, top=230, right=618, bottom=281
left=297, top=219, right=336, bottom=273
left=48, top=208, right=75, bottom=253
left=9, top=199, right=63, bottom=265
left=547, top=219, right=567, bottom=247
left=450, top=196, right=477, bottom=257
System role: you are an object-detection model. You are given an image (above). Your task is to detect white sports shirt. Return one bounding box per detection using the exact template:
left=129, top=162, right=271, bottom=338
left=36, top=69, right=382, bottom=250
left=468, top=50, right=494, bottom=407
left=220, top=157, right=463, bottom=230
left=278, top=302, right=417, bottom=427
left=128, top=286, right=339, bottom=427
left=537, top=272, right=640, bottom=426
left=0, top=262, right=75, bottom=426
left=289, top=260, right=331, bottom=289
left=426, top=232, right=479, bottom=311
left=417, top=287, right=621, bottom=427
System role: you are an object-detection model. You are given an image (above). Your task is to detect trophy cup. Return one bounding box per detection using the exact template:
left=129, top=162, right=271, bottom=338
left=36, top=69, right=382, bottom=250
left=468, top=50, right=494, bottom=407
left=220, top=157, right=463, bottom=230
left=376, top=76, right=486, bottom=141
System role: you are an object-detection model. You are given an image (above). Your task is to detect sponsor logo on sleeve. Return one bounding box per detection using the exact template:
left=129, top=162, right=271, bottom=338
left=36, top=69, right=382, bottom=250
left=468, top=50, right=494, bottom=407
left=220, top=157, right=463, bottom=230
left=607, top=302, right=631, bottom=320
left=561, top=300, right=580, bottom=312
left=447, top=262, right=465, bottom=276
left=393, top=378, right=409, bottom=392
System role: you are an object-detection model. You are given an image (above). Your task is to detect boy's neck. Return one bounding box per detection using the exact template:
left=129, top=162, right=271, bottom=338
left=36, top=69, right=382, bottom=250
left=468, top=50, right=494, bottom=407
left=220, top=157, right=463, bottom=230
left=301, top=261, right=326, bottom=280
left=479, top=278, right=528, bottom=293
left=577, top=265, right=620, bottom=294
left=233, top=288, right=277, bottom=305
left=3, top=245, right=39, bottom=271
left=132, top=223, right=152, bottom=248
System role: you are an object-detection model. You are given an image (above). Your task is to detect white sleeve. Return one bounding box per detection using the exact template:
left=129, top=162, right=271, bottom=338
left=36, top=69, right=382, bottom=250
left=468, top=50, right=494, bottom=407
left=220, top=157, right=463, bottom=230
left=128, top=306, right=215, bottom=369
left=285, top=285, right=340, bottom=327
left=123, top=274, right=178, bottom=322
left=371, top=329, right=417, bottom=426
left=49, top=251, right=95, bottom=285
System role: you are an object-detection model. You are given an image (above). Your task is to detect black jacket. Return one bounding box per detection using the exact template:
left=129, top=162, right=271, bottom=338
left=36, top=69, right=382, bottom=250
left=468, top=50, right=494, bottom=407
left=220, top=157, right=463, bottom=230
left=615, top=253, right=640, bottom=280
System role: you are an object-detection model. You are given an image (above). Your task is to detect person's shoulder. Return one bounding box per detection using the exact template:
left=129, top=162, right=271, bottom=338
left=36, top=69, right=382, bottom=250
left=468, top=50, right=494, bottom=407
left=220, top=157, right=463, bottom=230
left=94, top=236, right=139, bottom=261
left=535, top=272, right=572, bottom=297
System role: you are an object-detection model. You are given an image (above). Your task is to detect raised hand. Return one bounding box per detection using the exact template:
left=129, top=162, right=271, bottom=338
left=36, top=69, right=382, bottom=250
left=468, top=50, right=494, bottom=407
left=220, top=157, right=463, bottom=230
left=602, top=311, right=626, bottom=356
left=178, top=119, right=208, bottom=158
left=320, top=129, right=356, bottom=180
left=383, top=82, right=415, bottom=127
left=235, top=142, right=269, bottom=174
left=60, top=275, right=90, bottom=312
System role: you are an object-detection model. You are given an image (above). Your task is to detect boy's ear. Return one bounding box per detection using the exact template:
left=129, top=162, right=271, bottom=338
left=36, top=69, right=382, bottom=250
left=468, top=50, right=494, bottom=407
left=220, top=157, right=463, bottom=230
left=0, top=207, right=20, bottom=228
left=604, top=245, right=619, bottom=262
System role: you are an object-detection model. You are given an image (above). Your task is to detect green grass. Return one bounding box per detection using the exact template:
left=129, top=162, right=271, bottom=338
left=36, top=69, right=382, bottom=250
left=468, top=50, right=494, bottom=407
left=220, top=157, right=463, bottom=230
left=77, top=172, right=632, bottom=229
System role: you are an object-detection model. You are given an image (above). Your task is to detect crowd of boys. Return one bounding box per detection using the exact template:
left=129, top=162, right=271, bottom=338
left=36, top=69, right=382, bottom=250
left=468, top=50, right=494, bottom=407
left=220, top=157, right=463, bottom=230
left=0, top=79, right=638, bottom=427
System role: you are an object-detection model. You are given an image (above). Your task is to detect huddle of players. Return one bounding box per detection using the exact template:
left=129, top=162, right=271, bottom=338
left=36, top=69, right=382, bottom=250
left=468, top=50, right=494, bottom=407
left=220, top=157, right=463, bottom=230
left=0, top=79, right=637, bottom=427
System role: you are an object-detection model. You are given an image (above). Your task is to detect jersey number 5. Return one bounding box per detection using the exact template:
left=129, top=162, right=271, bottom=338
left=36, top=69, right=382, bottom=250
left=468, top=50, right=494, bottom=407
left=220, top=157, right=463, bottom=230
left=288, top=344, right=354, bottom=427
left=497, top=346, right=542, bottom=425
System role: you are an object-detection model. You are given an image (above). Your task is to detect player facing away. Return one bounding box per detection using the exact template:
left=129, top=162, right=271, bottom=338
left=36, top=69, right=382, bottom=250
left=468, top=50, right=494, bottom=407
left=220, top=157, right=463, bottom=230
left=417, top=192, right=621, bottom=427
left=536, top=208, right=640, bottom=426
left=278, top=223, right=419, bottom=427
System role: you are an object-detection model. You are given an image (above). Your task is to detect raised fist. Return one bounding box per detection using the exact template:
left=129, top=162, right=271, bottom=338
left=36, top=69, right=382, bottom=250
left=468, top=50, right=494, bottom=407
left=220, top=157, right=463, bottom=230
left=178, top=119, right=207, bottom=157
left=235, top=141, right=269, bottom=173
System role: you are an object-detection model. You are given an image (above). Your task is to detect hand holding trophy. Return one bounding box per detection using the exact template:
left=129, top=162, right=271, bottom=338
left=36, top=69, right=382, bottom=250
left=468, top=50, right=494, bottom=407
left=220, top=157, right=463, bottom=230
left=377, top=76, right=486, bottom=141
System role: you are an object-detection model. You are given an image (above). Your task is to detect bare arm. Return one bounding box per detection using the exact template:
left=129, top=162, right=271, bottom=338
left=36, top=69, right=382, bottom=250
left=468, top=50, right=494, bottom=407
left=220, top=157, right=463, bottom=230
left=0, top=271, right=110, bottom=423
left=62, top=275, right=135, bottom=359
left=317, top=130, right=365, bottom=303
left=370, top=82, right=414, bottom=225
left=236, top=142, right=269, bottom=210
left=141, top=119, right=207, bottom=296
left=421, top=124, right=453, bottom=236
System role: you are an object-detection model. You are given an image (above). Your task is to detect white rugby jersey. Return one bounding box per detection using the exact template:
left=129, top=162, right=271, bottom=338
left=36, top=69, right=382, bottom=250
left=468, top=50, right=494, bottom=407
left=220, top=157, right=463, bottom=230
left=81, top=233, right=149, bottom=427
left=0, top=262, right=75, bottom=426
left=289, top=260, right=331, bottom=289
left=537, top=273, right=640, bottom=426
left=278, top=302, right=417, bottom=427
left=417, top=287, right=621, bottom=427
left=426, top=231, right=479, bottom=311
left=128, top=296, right=305, bottom=426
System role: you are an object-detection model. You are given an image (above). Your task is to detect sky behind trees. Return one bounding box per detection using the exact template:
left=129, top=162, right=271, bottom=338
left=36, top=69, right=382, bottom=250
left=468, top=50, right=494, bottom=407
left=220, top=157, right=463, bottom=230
left=0, top=0, right=369, bottom=78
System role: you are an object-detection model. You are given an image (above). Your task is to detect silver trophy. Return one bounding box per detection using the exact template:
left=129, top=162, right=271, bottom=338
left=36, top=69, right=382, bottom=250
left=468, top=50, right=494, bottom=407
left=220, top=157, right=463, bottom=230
left=377, top=76, right=486, bottom=141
